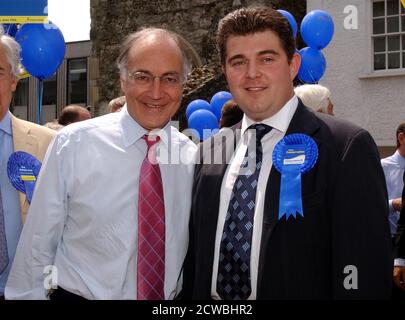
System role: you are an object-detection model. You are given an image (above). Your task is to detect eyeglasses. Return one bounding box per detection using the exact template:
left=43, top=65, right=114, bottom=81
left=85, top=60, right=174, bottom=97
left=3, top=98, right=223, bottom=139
left=127, top=71, right=183, bottom=88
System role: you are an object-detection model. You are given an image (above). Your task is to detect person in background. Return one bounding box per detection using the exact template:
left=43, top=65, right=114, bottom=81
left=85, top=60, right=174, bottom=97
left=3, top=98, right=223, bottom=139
left=381, top=122, right=405, bottom=242
left=0, top=26, right=55, bottom=299
left=108, top=96, right=126, bottom=113
left=393, top=170, right=405, bottom=299
left=294, top=84, right=334, bottom=116
left=5, top=27, right=197, bottom=300
left=58, top=105, right=91, bottom=126
left=219, top=99, right=244, bottom=128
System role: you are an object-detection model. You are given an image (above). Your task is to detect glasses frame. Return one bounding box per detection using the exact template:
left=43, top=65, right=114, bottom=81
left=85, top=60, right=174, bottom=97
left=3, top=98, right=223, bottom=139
left=127, top=71, right=184, bottom=88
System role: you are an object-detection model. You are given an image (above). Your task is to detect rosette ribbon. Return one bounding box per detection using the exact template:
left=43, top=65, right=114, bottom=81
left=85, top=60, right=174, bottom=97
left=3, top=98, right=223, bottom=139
left=272, top=134, right=318, bottom=220
left=7, top=151, right=42, bottom=204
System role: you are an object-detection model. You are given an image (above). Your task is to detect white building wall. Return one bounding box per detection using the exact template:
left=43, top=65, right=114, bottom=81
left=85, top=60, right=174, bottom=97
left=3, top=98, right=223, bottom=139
left=307, top=0, right=405, bottom=146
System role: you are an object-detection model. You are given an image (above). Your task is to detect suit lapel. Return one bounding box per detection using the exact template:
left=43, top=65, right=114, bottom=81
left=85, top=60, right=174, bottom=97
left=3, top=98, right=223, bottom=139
left=11, top=115, right=39, bottom=221
left=257, top=101, right=321, bottom=296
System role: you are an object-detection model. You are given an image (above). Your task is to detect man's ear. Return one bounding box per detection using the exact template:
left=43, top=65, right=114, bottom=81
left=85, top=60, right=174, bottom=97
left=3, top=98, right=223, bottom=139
left=221, top=64, right=226, bottom=75
left=120, top=77, right=126, bottom=94
left=289, top=52, right=301, bottom=80
left=11, top=77, right=18, bottom=93
left=399, top=132, right=405, bottom=146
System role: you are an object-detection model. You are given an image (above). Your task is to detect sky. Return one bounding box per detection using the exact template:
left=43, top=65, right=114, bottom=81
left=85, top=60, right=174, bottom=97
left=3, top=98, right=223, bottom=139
left=48, top=0, right=90, bottom=43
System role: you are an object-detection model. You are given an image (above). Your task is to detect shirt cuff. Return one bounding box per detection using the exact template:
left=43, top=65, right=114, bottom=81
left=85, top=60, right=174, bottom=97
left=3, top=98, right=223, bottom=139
left=394, top=258, right=405, bottom=267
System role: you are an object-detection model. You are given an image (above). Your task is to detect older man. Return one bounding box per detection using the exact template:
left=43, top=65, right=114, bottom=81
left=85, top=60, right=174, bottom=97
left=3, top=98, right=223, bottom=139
left=6, top=28, right=196, bottom=300
left=0, top=27, right=55, bottom=299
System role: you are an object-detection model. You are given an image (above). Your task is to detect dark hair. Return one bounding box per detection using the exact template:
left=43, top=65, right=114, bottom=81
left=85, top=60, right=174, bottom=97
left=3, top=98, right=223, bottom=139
left=58, top=105, right=88, bottom=126
left=220, top=100, right=244, bottom=128
left=396, top=122, right=405, bottom=148
left=216, top=6, right=295, bottom=65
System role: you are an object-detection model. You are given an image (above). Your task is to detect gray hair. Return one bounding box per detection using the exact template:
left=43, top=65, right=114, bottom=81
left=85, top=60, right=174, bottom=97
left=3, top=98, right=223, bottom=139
left=116, top=27, right=192, bottom=82
left=294, top=84, right=331, bottom=113
left=0, top=25, right=22, bottom=79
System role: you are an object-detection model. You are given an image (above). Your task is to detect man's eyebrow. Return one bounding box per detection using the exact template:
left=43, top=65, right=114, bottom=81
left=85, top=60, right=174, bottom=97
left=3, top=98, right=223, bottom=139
left=257, top=49, right=280, bottom=56
left=130, top=69, right=181, bottom=76
left=227, top=50, right=280, bottom=63
left=227, top=54, right=245, bottom=63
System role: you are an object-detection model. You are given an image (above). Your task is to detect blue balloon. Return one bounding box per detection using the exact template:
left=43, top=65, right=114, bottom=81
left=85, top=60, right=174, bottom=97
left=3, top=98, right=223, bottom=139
left=301, top=10, right=334, bottom=50
left=186, top=99, right=211, bottom=120
left=210, top=91, right=233, bottom=120
left=297, top=47, right=326, bottom=84
left=15, top=22, right=65, bottom=80
left=188, top=109, right=219, bottom=141
left=2, top=24, right=18, bottom=37
left=277, top=10, right=298, bottom=38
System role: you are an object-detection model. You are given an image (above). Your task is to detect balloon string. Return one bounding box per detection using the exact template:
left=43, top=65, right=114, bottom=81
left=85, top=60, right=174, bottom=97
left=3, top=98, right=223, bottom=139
left=37, top=79, right=43, bottom=124
left=309, top=71, right=318, bottom=84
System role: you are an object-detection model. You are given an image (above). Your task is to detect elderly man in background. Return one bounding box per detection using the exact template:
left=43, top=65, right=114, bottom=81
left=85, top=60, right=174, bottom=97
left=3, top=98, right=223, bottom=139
left=0, top=27, right=55, bottom=299
left=294, top=84, right=334, bottom=116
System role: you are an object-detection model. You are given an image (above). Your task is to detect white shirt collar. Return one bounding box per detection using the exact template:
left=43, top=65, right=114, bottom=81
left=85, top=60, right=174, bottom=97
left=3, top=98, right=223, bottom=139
left=119, top=104, right=172, bottom=148
left=0, top=110, right=13, bottom=136
left=241, top=95, right=298, bottom=136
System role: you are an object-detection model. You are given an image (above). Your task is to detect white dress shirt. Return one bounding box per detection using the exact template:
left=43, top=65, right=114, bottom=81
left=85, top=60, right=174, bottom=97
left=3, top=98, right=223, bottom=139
left=5, top=106, right=197, bottom=299
left=381, top=151, right=405, bottom=267
left=211, top=95, right=298, bottom=299
left=381, top=151, right=405, bottom=236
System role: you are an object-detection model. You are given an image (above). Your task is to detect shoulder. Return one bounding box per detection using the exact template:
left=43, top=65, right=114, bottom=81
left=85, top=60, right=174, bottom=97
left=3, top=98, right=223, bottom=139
left=12, top=116, right=56, bottom=140
left=170, top=126, right=198, bottom=151
left=313, top=113, right=376, bottom=155
left=57, top=112, right=120, bottom=139
left=381, top=154, right=396, bottom=167
left=315, top=112, right=366, bottom=140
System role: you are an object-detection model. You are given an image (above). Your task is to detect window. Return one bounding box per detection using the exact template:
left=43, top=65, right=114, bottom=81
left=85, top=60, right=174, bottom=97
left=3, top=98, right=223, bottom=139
left=42, top=74, right=57, bottom=124
left=11, top=77, right=29, bottom=120
left=67, top=58, right=87, bottom=105
left=372, top=0, right=405, bottom=70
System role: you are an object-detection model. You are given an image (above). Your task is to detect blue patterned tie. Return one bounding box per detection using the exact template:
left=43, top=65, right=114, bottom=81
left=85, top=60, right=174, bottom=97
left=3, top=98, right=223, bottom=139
left=0, top=185, right=9, bottom=274
left=217, top=123, right=272, bottom=300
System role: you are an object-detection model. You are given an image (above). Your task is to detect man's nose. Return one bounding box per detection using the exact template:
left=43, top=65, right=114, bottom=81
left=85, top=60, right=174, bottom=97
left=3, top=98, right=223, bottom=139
left=150, top=77, right=163, bottom=99
left=246, top=61, right=261, bottom=79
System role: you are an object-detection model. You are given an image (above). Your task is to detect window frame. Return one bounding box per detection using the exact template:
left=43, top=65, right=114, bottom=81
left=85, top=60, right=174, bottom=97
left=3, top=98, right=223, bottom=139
left=369, top=0, right=405, bottom=75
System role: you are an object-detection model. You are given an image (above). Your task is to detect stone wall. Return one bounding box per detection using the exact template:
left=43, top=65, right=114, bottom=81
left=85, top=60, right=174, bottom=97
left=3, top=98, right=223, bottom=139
left=90, top=0, right=306, bottom=115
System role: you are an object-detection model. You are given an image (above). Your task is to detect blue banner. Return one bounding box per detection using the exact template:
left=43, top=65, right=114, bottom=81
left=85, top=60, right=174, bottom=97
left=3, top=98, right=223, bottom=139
left=0, top=0, right=48, bottom=23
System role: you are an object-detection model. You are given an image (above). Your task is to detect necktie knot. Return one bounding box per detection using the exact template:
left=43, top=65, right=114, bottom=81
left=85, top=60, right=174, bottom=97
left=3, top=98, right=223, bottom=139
left=247, top=124, right=272, bottom=142
left=143, top=135, right=160, bottom=150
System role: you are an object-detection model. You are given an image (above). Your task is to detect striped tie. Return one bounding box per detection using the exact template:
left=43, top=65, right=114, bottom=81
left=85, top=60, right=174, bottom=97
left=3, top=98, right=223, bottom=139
left=137, top=135, right=165, bottom=300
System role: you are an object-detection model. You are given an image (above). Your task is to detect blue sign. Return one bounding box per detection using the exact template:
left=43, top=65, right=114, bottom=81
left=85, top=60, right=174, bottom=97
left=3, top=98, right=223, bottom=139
left=0, top=0, right=48, bottom=23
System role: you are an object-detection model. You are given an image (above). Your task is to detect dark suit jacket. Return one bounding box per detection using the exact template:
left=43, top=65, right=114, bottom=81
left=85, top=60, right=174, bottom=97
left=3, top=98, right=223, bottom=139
left=183, top=101, right=393, bottom=299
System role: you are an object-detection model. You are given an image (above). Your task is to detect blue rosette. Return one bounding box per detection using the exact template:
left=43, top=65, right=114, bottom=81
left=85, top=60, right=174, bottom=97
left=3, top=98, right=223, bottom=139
left=7, top=151, right=42, bottom=204
left=272, top=134, right=318, bottom=220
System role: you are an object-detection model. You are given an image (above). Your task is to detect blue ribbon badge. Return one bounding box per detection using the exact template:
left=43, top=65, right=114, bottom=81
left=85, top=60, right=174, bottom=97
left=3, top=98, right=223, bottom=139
left=7, top=151, right=42, bottom=204
left=272, top=134, right=318, bottom=220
